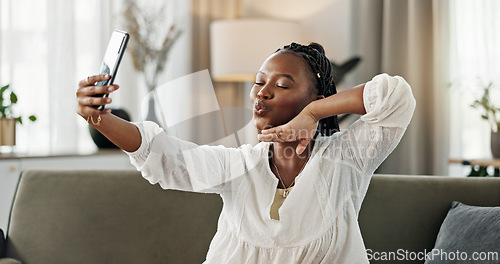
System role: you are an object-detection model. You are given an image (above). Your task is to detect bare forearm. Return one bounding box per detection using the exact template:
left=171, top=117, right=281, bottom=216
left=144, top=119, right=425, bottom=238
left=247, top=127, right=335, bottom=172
left=89, top=114, right=142, bottom=152
left=308, top=84, right=366, bottom=121
left=77, top=74, right=141, bottom=152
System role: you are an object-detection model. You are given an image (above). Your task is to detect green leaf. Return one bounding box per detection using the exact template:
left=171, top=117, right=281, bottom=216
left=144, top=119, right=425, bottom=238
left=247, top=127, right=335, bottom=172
left=0, top=106, right=6, bottom=117
left=481, top=115, right=489, bottom=120
left=0, top=84, right=9, bottom=94
left=10, top=91, right=18, bottom=104
left=28, top=115, right=37, bottom=122
left=15, top=117, right=22, bottom=125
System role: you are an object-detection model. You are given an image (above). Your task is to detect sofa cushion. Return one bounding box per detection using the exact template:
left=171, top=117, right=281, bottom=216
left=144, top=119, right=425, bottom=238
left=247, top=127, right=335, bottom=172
left=359, top=175, right=500, bottom=264
left=0, top=258, right=22, bottom=264
left=425, top=201, right=500, bottom=263
left=5, top=170, right=223, bottom=264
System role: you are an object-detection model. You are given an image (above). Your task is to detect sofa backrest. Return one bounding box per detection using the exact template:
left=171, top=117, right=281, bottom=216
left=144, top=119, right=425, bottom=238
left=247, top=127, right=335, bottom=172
left=358, top=174, right=500, bottom=264
left=5, top=170, right=222, bottom=264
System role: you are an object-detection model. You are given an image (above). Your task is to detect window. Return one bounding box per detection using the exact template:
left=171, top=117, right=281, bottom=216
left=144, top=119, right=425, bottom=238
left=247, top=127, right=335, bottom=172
left=449, top=0, right=500, bottom=175
left=0, top=0, right=127, bottom=154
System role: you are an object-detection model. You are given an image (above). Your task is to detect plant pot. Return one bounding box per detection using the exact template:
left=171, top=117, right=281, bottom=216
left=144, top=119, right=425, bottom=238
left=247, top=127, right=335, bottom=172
left=492, top=131, right=500, bottom=159
left=0, top=118, right=16, bottom=146
left=89, top=109, right=131, bottom=149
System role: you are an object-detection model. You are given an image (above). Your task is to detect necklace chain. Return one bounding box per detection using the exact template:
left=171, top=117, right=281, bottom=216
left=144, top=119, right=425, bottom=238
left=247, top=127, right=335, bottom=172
left=271, top=147, right=310, bottom=198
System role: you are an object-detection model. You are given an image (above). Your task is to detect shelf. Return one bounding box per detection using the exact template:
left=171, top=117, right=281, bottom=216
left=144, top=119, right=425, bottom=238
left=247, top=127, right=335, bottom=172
left=0, top=149, right=126, bottom=160
left=449, top=158, right=500, bottom=177
left=448, top=158, right=500, bottom=168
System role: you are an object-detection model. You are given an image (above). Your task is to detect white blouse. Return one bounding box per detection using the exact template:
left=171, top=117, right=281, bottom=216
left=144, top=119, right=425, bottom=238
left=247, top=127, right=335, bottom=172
left=126, top=73, right=416, bottom=263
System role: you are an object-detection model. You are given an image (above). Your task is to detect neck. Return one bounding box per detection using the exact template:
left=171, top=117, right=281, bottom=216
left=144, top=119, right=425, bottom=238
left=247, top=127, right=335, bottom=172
left=272, top=141, right=310, bottom=164
left=270, top=141, right=313, bottom=188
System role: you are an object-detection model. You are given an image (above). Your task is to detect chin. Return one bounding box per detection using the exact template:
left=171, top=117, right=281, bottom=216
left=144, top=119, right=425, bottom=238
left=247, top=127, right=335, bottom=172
left=253, top=117, right=273, bottom=132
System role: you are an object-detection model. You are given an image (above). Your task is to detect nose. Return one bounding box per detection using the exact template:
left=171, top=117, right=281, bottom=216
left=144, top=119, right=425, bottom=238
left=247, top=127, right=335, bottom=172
left=256, top=85, right=272, bottom=100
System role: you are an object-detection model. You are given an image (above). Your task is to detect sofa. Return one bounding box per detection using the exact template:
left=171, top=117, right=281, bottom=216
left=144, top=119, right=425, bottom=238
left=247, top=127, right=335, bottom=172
left=0, top=170, right=499, bottom=264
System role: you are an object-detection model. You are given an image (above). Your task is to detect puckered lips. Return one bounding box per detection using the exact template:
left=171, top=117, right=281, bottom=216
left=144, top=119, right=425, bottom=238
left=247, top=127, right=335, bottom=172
left=253, top=100, right=269, bottom=116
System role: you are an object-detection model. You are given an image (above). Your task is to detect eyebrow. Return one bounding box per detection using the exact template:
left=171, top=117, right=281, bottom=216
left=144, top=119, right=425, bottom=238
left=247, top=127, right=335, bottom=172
left=257, top=71, right=295, bottom=83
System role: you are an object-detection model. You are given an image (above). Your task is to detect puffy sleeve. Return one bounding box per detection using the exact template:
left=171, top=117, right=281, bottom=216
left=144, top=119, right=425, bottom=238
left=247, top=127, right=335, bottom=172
left=125, top=121, right=245, bottom=194
left=332, top=73, right=416, bottom=214
left=359, top=73, right=415, bottom=128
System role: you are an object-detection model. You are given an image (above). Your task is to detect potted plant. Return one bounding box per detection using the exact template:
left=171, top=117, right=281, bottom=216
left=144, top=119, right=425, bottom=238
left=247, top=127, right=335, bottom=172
left=470, top=82, right=500, bottom=158
left=0, top=84, right=37, bottom=146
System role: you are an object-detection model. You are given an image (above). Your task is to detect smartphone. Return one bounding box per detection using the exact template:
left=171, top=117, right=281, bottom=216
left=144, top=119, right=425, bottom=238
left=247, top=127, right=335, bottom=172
left=92, top=30, right=129, bottom=110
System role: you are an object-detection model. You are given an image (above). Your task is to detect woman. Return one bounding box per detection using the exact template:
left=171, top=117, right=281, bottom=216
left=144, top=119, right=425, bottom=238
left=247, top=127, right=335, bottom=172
left=76, top=42, right=415, bottom=263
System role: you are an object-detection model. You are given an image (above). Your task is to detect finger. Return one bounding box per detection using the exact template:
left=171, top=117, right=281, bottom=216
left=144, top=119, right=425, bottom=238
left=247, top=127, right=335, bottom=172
left=101, top=108, right=112, bottom=114
left=78, top=105, right=103, bottom=117
left=78, top=74, right=110, bottom=88
left=257, top=133, right=286, bottom=142
left=261, top=127, right=278, bottom=134
left=296, top=138, right=311, bottom=155
left=78, top=96, right=112, bottom=107
left=282, top=129, right=297, bottom=141
left=257, top=133, right=275, bottom=142
left=78, top=105, right=112, bottom=118
left=77, top=84, right=119, bottom=97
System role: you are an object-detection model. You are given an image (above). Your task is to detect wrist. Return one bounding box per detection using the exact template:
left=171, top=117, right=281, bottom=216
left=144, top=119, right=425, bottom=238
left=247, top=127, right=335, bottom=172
left=305, top=100, right=322, bottom=122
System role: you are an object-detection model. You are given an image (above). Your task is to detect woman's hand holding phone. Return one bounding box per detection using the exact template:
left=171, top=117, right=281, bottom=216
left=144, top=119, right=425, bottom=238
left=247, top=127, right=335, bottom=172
left=75, top=75, right=141, bottom=152
left=74, top=31, right=140, bottom=151
left=76, top=74, right=120, bottom=119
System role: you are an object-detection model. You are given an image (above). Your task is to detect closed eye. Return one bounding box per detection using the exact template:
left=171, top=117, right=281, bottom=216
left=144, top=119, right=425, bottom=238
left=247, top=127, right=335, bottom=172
left=254, top=82, right=264, bottom=86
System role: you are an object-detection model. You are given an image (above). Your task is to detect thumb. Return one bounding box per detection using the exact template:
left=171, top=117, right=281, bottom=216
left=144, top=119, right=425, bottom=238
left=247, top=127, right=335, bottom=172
left=296, top=138, right=311, bottom=155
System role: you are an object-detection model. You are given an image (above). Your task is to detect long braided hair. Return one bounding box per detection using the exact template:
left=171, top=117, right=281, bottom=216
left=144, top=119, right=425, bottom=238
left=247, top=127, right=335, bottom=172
left=277, top=42, right=340, bottom=136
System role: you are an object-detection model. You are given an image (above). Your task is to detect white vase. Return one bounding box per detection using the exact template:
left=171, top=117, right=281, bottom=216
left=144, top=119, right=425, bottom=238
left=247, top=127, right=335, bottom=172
left=145, top=93, right=159, bottom=124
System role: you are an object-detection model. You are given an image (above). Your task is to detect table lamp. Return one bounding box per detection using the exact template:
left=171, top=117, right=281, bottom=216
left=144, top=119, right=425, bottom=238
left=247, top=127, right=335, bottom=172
left=210, top=18, right=305, bottom=82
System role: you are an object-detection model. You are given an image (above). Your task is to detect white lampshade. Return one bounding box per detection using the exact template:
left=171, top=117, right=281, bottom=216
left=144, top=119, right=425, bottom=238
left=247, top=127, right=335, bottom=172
left=210, top=19, right=305, bottom=82
left=243, top=0, right=336, bottom=21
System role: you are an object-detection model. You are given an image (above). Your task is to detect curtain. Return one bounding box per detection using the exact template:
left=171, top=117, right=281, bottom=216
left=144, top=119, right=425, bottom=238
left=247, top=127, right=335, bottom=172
left=0, top=0, right=120, bottom=154
left=348, top=0, right=450, bottom=175
left=0, top=0, right=196, bottom=154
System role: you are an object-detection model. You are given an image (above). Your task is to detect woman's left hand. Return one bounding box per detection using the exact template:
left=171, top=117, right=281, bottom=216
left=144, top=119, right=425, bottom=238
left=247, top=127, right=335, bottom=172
left=258, top=106, right=318, bottom=155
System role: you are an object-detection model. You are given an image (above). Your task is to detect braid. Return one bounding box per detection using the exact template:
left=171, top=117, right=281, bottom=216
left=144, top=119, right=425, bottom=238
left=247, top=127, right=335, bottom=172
left=277, top=42, right=340, bottom=136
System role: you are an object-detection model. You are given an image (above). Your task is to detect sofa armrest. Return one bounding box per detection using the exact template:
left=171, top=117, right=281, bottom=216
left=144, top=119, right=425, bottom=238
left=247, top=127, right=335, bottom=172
left=0, top=229, right=22, bottom=264
left=0, top=229, right=4, bottom=258
left=0, top=259, right=22, bottom=264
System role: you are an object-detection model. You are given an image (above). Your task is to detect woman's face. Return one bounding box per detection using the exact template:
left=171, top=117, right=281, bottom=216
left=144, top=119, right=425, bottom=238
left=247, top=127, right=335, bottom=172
left=250, top=51, right=321, bottom=131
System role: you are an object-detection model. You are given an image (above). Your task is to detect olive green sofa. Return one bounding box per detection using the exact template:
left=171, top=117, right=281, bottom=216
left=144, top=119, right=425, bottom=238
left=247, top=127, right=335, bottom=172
left=0, top=170, right=499, bottom=264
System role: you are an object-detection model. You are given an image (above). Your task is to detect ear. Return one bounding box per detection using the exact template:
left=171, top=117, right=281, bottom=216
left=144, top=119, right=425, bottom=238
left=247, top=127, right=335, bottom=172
left=315, top=94, right=325, bottom=101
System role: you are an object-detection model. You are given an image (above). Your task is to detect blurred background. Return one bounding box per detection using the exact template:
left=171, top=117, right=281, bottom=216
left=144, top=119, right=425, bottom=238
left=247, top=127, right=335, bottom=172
left=0, top=0, right=499, bottom=176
